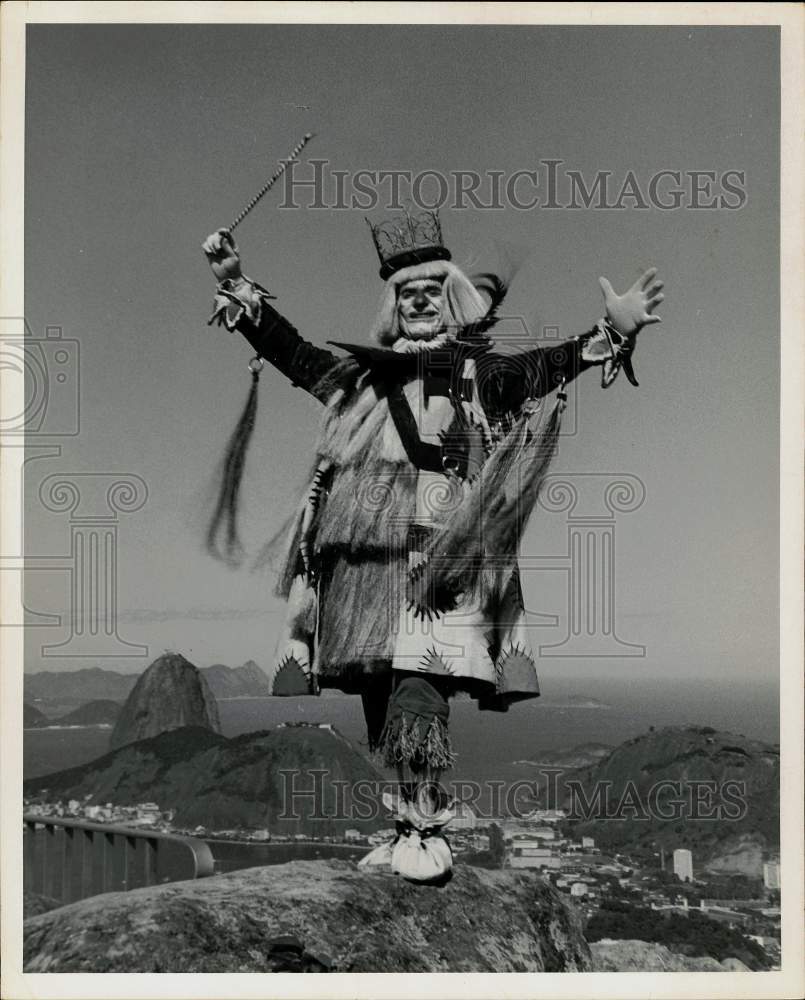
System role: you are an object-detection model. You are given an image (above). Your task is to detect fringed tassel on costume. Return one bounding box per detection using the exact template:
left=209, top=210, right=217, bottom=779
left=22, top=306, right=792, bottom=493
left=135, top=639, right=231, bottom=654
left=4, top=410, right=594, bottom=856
left=206, top=366, right=260, bottom=567
left=411, top=384, right=567, bottom=604
left=379, top=712, right=457, bottom=770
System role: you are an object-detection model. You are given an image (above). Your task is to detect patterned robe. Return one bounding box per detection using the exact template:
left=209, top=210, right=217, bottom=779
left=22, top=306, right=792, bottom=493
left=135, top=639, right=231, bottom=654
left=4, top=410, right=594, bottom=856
left=217, top=283, right=616, bottom=712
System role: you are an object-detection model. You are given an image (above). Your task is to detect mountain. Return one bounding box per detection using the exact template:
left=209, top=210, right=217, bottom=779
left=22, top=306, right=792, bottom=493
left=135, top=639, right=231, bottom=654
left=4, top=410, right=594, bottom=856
left=201, top=661, right=271, bottom=698
left=55, top=700, right=121, bottom=726
left=24, top=668, right=138, bottom=707
left=24, top=703, right=49, bottom=729
left=25, top=660, right=271, bottom=707
left=109, top=653, right=220, bottom=750
left=25, top=724, right=385, bottom=835
left=559, top=726, right=779, bottom=872
left=23, top=859, right=591, bottom=973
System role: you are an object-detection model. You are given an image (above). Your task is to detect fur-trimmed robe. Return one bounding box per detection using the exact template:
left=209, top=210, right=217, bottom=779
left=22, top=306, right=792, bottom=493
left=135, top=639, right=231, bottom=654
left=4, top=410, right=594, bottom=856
left=217, top=287, right=622, bottom=712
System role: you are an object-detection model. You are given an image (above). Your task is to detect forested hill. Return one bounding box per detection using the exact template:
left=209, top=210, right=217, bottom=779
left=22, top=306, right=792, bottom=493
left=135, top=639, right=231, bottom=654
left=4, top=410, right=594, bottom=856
left=560, top=725, right=779, bottom=870
left=24, top=724, right=387, bottom=835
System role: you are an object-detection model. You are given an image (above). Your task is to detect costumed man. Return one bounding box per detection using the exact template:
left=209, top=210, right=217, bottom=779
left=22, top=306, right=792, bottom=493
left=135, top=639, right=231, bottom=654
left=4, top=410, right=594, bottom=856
left=202, top=210, right=663, bottom=883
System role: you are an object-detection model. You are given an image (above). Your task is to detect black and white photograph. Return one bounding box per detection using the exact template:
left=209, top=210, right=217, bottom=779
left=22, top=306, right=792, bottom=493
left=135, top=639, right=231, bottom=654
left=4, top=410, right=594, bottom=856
left=1, top=3, right=802, bottom=998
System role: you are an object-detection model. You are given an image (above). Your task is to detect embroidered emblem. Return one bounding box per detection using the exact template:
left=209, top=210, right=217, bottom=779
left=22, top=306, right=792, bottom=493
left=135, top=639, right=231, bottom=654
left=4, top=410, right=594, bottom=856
left=495, top=642, right=539, bottom=696
left=272, top=655, right=312, bottom=697
left=406, top=559, right=461, bottom=621
left=418, top=645, right=454, bottom=676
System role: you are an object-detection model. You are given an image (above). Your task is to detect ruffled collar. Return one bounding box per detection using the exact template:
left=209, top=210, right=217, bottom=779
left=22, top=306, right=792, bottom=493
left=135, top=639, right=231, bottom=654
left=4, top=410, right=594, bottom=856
left=326, top=332, right=492, bottom=372
left=390, top=331, right=454, bottom=354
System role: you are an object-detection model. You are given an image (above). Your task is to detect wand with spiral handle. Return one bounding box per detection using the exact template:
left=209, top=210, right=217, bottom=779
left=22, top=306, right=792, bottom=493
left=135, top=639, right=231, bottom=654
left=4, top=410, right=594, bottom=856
left=227, top=132, right=315, bottom=234
left=206, top=132, right=315, bottom=566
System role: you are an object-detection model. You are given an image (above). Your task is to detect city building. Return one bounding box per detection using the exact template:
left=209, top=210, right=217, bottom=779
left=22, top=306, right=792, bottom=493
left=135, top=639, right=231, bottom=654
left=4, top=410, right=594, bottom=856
left=451, top=802, right=478, bottom=830
left=673, top=848, right=693, bottom=881
left=763, top=862, right=780, bottom=890
left=508, top=840, right=561, bottom=870
left=581, top=836, right=595, bottom=849
left=523, top=808, right=566, bottom=824
left=570, top=882, right=588, bottom=897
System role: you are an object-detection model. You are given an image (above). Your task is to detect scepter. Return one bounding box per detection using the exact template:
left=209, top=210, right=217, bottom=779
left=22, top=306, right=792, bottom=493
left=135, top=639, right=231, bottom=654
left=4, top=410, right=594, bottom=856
left=206, top=131, right=316, bottom=567
left=226, top=131, right=315, bottom=234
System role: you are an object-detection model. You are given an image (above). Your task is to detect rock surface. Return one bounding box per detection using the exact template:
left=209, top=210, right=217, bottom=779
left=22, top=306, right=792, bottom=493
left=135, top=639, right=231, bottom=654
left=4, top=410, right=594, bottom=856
left=23, top=859, right=592, bottom=973
left=24, top=891, right=64, bottom=919
left=590, top=939, right=749, bottom=972
left=110, top=653, right=220, bottom=750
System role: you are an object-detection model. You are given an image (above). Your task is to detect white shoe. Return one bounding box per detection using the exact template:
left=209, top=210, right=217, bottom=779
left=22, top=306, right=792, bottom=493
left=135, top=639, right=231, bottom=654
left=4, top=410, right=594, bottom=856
left=391, top=830, right=453, bottom=883
left=357, top=840, right=395, bottom=869
left=359, top=791, right=455, bottom=883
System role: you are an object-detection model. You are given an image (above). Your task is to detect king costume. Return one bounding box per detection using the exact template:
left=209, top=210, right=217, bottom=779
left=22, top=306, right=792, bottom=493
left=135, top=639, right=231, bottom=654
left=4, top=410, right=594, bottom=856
left=205, top=209, right=658, bottom=880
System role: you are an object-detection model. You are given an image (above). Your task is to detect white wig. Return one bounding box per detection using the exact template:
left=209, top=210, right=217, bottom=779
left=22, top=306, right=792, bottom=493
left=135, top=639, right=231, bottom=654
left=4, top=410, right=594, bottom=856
left=368, top=259, right=489, bottom=346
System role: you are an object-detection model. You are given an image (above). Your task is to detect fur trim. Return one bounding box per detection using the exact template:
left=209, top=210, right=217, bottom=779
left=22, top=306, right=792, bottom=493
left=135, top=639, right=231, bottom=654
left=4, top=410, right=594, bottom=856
left=314, top=460, right=416, bottom=551
left=315, top=550, right=408, bottom=669
left=410, top=393, right=565, bottom=603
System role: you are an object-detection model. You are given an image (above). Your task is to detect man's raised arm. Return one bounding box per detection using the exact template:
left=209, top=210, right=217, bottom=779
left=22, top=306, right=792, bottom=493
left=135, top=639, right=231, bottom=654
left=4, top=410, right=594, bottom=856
left=202, top=228, right=342, bottom=403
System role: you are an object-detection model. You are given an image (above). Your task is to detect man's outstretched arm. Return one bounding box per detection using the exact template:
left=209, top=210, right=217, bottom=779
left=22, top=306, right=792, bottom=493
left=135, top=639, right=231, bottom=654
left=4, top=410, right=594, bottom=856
left=202, top=228, right=342, bottom=403
left=478, top=267, right=664, bottom=415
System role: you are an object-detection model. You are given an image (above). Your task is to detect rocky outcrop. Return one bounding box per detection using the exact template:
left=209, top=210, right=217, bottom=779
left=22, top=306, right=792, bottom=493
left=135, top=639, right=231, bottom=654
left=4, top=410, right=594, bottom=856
left=705, top=832, right=766, bottom=877
left=590, top=939, right=749, bottom=972
left=24, top=891, right=64, bottom=920
left=23, top=859, right=591, bottom=973
left=109, top=654, right=220, bottom=750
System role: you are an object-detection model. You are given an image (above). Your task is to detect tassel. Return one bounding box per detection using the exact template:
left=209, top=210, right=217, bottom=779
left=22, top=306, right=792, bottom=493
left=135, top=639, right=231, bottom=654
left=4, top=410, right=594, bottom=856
left=380, top=712, right=458, bottom=769
left=206, top=358, right=262, bottom=567
left=410, top=381, right=567, bottom=606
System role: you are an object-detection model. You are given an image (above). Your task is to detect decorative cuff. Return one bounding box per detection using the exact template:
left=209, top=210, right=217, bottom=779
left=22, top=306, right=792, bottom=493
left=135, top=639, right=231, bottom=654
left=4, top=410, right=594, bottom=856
left=577, top=318, right=639, bottom=388
left=208, top=276, right=277, bottom=332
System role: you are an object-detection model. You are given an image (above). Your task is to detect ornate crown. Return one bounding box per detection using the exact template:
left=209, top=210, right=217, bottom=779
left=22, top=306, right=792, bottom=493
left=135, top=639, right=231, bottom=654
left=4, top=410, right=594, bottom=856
left=366, top=207, right=451, bottom=280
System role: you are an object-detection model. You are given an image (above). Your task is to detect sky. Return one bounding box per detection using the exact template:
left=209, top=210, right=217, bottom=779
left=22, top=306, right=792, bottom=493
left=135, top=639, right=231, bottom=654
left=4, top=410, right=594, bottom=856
left=22, top=23, right=780, bottom=692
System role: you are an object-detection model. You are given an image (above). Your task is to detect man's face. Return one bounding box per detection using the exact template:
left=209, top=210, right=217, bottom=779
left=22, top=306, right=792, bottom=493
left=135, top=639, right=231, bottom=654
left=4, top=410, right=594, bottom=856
left=397, top=277, right=444, bottom=340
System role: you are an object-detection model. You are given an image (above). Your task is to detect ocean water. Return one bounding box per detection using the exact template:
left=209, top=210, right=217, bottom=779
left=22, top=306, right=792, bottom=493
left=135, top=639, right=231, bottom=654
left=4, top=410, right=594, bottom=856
left=23, top=675, right=778, bottom=784
left=210, top=840, right=367, bottom=874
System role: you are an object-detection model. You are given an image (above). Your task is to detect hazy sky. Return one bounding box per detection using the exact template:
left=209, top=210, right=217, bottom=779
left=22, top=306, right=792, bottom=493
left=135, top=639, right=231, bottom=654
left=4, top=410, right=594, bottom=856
left=23, top=24, right=779, bottom=688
